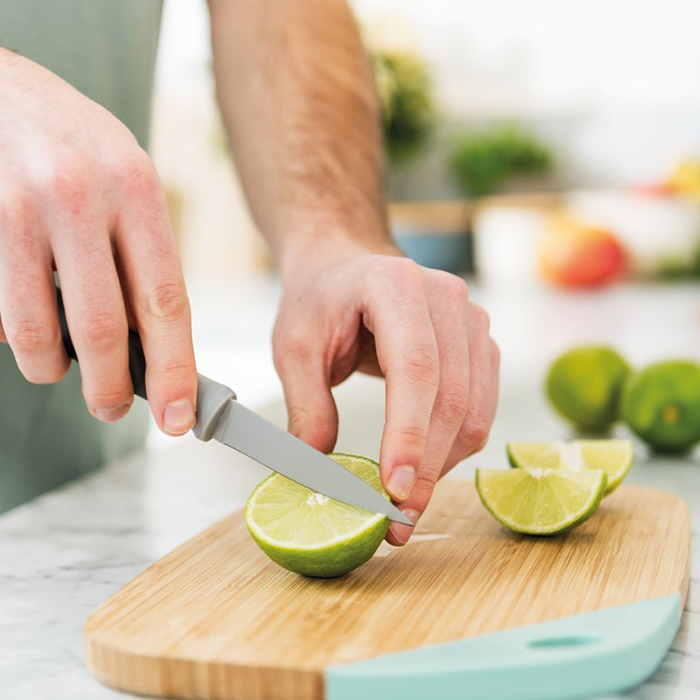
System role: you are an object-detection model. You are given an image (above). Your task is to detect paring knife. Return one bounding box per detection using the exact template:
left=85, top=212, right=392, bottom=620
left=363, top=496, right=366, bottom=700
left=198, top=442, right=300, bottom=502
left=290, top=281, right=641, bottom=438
left=55, top=290, right=412, bottom=526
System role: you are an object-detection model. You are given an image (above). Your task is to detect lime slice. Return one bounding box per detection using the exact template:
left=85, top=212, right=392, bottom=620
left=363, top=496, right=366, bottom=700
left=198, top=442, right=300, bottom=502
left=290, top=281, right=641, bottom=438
left=245, top=453, right=390, bottom=578
left=476, top=467, right=608, bottom=535
left=507, top=439, right=633, bottom=494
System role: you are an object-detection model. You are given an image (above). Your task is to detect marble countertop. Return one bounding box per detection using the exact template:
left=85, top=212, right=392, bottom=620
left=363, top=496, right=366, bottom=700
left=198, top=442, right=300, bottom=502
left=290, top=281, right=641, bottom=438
left=1, top=279, right=699, bottom=699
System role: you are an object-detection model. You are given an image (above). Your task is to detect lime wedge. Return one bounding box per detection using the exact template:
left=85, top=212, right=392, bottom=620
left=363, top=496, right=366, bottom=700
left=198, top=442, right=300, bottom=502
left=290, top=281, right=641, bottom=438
left=245, top=453, right=390, bottom=578
left=507, top=439, right=632, bottom=494
left=476, top=467, right=608, bottom=535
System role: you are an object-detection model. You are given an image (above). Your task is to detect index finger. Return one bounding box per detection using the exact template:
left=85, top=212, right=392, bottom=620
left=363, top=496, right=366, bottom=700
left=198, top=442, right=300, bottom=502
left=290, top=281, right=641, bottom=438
left=114, top=157, right=197, bottom=436
left=362, top=260, right=439, bottom=504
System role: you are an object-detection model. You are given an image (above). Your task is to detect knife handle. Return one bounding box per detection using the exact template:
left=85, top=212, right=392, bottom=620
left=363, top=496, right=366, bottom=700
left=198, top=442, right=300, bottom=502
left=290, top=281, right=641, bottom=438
left=57, top=287, right=148, bottom=400
left=56, top=287, right=236, bottom=441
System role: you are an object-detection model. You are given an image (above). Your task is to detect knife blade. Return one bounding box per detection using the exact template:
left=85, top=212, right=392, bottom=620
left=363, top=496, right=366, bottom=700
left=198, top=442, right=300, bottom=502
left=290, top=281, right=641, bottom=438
left=210, top=398, right=412, bottom=524
left=56, top=289, right=413, bottom=526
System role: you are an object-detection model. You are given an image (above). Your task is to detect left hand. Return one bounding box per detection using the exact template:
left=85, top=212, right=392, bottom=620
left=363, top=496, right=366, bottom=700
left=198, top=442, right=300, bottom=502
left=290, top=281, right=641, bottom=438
left=273, top=242, right=500, bottom=545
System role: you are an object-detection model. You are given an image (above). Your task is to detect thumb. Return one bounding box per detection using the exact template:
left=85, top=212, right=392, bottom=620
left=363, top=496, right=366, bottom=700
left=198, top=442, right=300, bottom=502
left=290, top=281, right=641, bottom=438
left=276, top=352, right=339, bottom=454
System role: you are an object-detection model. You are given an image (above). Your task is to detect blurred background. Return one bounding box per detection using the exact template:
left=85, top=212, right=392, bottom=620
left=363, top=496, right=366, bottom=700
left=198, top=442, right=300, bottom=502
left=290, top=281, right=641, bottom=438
left=151, top=0, right=700, bottom=457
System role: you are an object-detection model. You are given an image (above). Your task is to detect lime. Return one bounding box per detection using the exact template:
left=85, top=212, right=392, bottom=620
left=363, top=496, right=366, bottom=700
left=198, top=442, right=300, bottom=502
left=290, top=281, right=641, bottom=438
left=245, top=454, right=390, bottom=578
left=546, top=346, right=631, bottom=431
left=475, top=467, right=608, bottom=535
left=622, top=360, right=700, bottom=453
left=507, top=439, right=632, bottom=494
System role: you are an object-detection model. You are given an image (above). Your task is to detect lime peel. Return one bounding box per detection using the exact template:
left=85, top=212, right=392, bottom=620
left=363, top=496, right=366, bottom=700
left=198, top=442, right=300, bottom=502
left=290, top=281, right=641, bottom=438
left=507, top=439, right=633, bottom=495
left=245, top=454, right=390, bottom=577
left=476, top=467, right=608, bottom=536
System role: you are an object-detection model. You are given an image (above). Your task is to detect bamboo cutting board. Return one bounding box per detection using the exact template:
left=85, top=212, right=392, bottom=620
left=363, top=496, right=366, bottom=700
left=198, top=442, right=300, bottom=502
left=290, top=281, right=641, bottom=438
left=84, top=482, right=690, bottom=700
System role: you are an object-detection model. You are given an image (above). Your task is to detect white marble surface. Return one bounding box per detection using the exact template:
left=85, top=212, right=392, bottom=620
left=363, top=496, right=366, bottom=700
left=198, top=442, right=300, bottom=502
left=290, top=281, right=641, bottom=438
left=0, top=279, right=699, bottom=699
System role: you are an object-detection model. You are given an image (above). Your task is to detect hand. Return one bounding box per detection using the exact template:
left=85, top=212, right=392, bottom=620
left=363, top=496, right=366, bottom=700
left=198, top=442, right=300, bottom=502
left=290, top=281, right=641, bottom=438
left=273, top=241, right=500, bottom=545
left=0, top=50, right=197, bottom=435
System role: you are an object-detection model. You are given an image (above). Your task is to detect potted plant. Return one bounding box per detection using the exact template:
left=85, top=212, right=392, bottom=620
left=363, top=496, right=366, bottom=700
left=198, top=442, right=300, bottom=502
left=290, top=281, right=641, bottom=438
left=373, top=49, right=474, bottom=273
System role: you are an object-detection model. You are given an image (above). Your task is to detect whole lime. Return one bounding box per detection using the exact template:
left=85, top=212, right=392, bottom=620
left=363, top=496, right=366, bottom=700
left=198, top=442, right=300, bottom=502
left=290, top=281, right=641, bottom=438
left=622, top=360, right=700, bottom=453
left=546, top=346, right=631, bottom=431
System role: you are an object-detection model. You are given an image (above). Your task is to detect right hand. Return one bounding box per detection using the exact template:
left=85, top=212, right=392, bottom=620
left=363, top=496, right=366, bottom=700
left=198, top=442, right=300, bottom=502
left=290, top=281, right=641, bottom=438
left=0, top=49, right=197, bottom=435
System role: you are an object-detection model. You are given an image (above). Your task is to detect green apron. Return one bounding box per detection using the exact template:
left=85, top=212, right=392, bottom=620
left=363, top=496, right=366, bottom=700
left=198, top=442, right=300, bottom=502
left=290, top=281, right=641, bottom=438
left=0, top=0, right=164, bottom=513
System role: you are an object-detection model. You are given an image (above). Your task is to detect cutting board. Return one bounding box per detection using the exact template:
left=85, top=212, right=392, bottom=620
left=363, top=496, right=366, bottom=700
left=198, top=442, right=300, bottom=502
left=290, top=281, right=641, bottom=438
left=84, top=482, right=689, bottom=700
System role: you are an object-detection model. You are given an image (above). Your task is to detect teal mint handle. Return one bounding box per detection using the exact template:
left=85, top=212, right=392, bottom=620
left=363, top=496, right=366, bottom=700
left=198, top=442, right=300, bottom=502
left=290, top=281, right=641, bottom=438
left=326, top=594, right=681, bottom=700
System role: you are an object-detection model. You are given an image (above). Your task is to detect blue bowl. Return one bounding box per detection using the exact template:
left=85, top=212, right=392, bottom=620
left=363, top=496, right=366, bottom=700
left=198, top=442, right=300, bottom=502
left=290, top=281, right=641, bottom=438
left=394, top=229, right=473, bottom=273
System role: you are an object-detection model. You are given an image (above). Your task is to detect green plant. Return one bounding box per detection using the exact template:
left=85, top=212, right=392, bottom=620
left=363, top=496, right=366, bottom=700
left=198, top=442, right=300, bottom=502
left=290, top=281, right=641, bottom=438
left=372, top=50, right=434, bottom=166
left=450, top=123, right=553, bottom=196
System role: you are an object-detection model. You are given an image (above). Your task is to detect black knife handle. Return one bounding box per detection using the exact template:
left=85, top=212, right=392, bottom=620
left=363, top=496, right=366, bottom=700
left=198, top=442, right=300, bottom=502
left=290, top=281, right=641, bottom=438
left=56, top=287, right=148, bottom=400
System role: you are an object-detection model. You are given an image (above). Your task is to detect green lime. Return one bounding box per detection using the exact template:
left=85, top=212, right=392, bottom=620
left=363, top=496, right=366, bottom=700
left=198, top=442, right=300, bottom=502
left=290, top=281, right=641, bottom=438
left=475, top=467, right=608, bottom=535
left=507, top=439, right=633, bottom=494
left=546, top=346, right=631, bottom=431
left=622, top=360, right=700, bottom=453
left=245, top=453, right=390, bottom=578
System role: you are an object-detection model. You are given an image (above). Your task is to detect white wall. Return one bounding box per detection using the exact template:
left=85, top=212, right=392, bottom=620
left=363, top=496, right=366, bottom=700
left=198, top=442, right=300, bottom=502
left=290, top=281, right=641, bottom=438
left=150, top=0, right=700, bottom=277
left=355, top=0, right=700, bottom=114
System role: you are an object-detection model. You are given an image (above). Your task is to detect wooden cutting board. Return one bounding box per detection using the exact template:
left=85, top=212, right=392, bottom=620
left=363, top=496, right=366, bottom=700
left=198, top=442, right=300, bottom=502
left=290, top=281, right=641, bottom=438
left=84, top=482, right=689, bottom=700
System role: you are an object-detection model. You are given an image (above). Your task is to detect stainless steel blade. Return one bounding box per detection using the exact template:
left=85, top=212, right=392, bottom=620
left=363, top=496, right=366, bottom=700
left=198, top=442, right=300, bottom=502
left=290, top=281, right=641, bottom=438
left=212, top=400, right=413, bottom=526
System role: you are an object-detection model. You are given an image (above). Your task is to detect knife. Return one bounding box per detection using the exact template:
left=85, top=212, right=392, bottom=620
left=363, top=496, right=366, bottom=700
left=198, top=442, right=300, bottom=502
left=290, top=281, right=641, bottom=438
left=56, top=289, right=412, bottom=526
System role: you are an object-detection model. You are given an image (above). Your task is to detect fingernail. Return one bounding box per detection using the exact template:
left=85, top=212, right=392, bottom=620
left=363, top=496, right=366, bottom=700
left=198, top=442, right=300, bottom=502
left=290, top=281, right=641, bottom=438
left=163, top=399, right=195, bottom=436
left=94, top=402, right=131, bottom=422
left=389, top=509, right=420, bottom=546
left=387, top=465, right=416, bottom=502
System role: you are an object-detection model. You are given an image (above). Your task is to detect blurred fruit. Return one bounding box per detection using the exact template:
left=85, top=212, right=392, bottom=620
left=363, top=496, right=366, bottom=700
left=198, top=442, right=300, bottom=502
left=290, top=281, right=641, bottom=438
left=546, top=346, right=631, bottom=431
left=540, top=215, right=627, bottom=288
left=622, top=360, right=700, bottom=453
left=667, top=160, right=700, bottom=202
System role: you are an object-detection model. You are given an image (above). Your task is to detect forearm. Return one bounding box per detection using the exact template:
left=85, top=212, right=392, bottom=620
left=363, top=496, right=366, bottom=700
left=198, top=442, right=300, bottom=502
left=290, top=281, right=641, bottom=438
left=207, top=0, right=397, bottom=276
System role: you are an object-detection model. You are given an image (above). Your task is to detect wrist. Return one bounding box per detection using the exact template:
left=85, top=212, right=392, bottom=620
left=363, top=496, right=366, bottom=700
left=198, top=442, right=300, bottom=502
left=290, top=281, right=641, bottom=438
left=277, top=229, right=402, bottom=284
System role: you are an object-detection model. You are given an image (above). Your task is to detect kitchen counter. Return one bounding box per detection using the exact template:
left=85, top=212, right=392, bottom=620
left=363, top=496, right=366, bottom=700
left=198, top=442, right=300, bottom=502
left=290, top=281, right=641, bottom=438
left=0, top=279, right=699, bottom=699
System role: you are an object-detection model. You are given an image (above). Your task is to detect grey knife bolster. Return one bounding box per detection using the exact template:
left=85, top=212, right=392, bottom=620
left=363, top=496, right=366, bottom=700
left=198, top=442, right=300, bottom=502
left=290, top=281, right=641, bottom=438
left=193, top=374, right=237, bottom=442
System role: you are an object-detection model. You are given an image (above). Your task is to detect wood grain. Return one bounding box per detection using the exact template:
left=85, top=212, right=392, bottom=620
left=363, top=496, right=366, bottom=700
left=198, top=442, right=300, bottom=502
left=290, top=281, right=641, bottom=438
left=84, top=482, right=690, bottom=700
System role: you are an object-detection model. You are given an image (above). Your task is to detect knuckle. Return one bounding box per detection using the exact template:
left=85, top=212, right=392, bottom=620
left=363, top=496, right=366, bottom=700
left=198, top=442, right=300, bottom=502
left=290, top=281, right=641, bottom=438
left=143, top=280, right=189, bottom=323
left=0, top=185, right=32, bottom=227
left=81, top=310, right=126, bottom=351
left=458, top=412, right=491, bottom=452
left=7, top=320, right=58, bottom=355
left=19, top=362, right=68, bottom=385
left=439, top=271, right=470, bottom=303
left=433, top=382, right=470, bottom=424
left=86, top=385, right=131, bottom=409
left=287, top=405, right=311, bottom=431
left=392, top=423, right=429, bottom=451
left=41, top=151, right=92, bottom=212
left=403, top=347, right=439, bottom=386
left=407, top=474, right=437, bottom=512
left=388, top=257, right=423, bottom=289
left=470, top=304, right=491, bottom=334
left=160, top=356, right=197, bottom=381
left=413, top=472, right=437, bottom=498
left=115, top=149, right=160, bottom=198
left=274, top=329, right=311, bottom=365
left=491, top=339, right=501, bottom=367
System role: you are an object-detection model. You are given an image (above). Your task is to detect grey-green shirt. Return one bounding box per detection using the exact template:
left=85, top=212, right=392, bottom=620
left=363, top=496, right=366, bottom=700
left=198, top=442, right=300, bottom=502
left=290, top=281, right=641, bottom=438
left=0, top=0, right=164, bottom=513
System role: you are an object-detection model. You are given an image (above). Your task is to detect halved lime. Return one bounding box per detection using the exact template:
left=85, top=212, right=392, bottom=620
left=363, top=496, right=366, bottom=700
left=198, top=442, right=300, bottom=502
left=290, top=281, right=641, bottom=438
left=507, top=439, right=632, bottom=494
left=475, top=467, right=608, bottom=535
left=245, top=453, right=390, bottom=578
